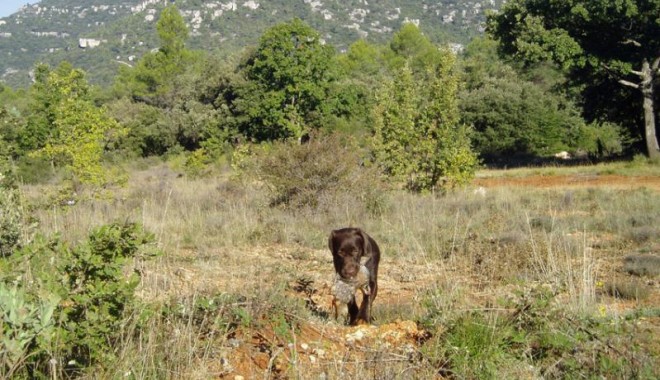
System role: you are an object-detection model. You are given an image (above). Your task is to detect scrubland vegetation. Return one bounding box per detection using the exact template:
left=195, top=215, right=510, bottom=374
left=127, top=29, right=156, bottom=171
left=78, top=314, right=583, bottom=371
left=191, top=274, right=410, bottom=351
left=1, top=1, right=659, bottom=379
left=2, top=142, right=659, bottom=379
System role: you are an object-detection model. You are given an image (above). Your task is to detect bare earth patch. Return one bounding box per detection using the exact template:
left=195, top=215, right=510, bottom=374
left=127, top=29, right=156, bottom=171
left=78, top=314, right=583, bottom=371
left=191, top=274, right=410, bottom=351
left=474, top=174, right=660, bottom=191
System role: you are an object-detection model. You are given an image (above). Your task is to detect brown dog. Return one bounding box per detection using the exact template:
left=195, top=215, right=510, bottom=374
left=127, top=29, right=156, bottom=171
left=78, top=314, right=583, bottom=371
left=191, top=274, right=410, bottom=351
left=328, top=228, right=380, bottom=325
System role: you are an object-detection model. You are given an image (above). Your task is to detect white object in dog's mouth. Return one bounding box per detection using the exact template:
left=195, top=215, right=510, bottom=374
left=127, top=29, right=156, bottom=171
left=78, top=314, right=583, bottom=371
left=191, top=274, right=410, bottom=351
left=333, top=265, right=370, bottom=304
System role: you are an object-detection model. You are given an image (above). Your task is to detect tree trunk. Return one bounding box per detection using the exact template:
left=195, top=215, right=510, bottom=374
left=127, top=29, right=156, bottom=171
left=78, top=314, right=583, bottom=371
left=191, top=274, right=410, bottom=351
left=641, top=59, right=659, bottom=159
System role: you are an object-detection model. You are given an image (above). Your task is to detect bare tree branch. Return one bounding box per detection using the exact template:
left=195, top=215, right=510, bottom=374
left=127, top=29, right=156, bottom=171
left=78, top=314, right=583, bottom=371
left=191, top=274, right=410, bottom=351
left=622, top=39, right=642, bottom=47
left=619, top=79, right=640, bottom=89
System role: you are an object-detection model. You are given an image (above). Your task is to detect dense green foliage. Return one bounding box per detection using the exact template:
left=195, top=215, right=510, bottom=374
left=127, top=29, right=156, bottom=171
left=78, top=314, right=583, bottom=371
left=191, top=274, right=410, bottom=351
left=372, top=62, right=478, bottom=191
left=37, top=70, right=123, bottom=186
left=0, top=184, right=22, bottom=256
left=117, top=5, right=194, bottom=108
left=0, top=4, right=654, bottom=192
left=234, top=19, right=336, bottom=141
left=487, top=0, right=660, bottom=158
left=372, top=25, right=478, bottom=191
left=0, top=221, right=156, bottom=377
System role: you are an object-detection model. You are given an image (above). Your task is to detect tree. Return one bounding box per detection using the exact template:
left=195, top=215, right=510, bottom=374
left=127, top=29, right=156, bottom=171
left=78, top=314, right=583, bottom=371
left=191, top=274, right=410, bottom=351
left=157, top=5, right=189, bottom=58
left=22, top=63, right=88, bottom=153
left=30, top=66, right=123, bottom=185
left=372, top=59, right=478, bottom=192
left=460, top=76, right=587, bottom=156
left=487, top=0, right=660, bottom=159
left=457, top=37, right=608, bottom=158
left=387, top=22, right=448, bottom=73
left=372, top=25, right=478, bottom=191
left=235, top=19, right=336, bottom=141
left=117, top=5, right=193, bottom=108
left=110, top=5, right=226, bottom=156
left=0, top=106, right=23, bottom=166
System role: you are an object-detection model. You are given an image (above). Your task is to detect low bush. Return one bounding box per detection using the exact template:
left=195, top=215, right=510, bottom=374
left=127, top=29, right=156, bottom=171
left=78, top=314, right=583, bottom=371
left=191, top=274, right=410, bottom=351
left=0, top=283, right=59, bottom=379
left=0, top=222, right=157, bottom=378
left=253, top=133, right=385, bottom=210
left=0, top=184, right=22, bottom=256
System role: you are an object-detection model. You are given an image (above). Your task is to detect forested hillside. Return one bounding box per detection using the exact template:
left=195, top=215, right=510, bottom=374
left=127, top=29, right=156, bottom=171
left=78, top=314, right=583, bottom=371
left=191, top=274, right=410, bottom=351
left=0, top=0, right=503, bottom=87
left=2, top=0, right=658, bottom=189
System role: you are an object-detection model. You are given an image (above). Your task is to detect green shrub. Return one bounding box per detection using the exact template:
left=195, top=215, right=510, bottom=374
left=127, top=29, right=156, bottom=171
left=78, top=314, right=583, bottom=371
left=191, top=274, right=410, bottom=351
left=0, top=222, right=157, bottom=377
left=573, top=121, right=628, bottom=158
left=56, top=222, right=156, bottom=368
left=0, top=183, right=23, bottom=256
left=372, top=62, right=479, bottom=192
left=0, top=283, right=60, bottom=379
left=184, top=147, right=211, bottom=178
left=13, top=155, right=56, bottom=185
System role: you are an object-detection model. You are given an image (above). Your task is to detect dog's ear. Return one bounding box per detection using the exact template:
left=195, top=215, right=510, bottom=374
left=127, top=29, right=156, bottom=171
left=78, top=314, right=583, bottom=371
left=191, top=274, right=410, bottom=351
left=358, top=229, right=372, bottom=258
left=328, top=230, right=336, bottom=253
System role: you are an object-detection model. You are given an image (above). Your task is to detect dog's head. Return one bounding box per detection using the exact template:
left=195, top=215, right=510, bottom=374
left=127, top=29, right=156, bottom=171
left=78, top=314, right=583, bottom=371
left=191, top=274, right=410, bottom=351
left=328, top=228, right=372, bottom=280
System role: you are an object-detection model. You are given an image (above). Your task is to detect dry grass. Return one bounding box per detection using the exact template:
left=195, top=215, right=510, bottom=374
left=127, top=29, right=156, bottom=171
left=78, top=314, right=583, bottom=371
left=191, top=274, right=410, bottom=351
left=15, top=159, right=660, bottom=379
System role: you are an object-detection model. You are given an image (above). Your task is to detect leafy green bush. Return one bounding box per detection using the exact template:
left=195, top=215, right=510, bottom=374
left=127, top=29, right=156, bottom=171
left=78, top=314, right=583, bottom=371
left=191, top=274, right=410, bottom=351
left=57, top=222, right=155, bottom=368
left=0, top=222, right=157, bottom=377
left=0, top=283, right=60, bottom=379
left=184, top=148, right=212, bottom=178
left=460, top=76, right=586, bottom=157
left=0, top=182, right=23, bottom=256
left=573, top=121, right=628, bottom=158
left=372, top=60, right=479, bottom=192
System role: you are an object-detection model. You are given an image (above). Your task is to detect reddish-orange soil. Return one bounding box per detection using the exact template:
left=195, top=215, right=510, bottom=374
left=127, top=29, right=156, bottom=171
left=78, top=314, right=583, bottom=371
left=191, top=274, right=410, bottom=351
left=474, top=174, right=660, bottom=191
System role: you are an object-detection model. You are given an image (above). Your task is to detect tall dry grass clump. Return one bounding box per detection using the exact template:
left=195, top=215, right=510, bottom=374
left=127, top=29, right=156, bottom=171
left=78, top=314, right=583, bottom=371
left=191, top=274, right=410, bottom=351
left=250, top=133, right=385, bottom=211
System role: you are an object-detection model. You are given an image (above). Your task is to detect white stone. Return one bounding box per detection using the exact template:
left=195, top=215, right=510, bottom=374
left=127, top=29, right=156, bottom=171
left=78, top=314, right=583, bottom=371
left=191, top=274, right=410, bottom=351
left=243, top=1, right=260, bottom=10
left=221, top=1, right=238, bottom=11
left=79, top=38, right=103, bottom=48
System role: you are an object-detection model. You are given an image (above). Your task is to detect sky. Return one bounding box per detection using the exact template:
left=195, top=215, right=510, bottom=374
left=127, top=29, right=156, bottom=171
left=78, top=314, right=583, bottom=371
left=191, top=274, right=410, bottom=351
left=0, top=1, right=40, bottom=18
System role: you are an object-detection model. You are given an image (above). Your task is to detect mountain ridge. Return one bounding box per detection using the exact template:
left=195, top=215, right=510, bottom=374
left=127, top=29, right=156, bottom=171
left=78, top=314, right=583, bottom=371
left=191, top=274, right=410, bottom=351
left=0, top=0, right=503, bottom=88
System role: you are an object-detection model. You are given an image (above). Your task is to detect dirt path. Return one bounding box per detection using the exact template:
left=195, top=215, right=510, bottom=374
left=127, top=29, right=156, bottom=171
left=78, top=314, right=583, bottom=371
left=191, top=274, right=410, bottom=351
left=474, top=174, right=660, bottom=191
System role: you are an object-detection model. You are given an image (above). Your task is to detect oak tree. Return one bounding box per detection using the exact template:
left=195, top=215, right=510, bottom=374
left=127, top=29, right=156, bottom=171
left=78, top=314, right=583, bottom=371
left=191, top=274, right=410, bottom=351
left=487, top=0, right=660, bottom=158
left=235, top=19, right=335, bottom=141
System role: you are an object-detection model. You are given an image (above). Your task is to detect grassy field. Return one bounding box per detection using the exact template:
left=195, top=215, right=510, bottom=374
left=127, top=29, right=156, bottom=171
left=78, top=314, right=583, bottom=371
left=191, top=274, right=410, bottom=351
left=3, top=158, right=660, bottom=379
